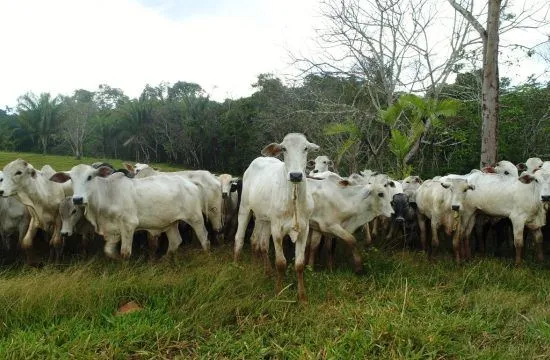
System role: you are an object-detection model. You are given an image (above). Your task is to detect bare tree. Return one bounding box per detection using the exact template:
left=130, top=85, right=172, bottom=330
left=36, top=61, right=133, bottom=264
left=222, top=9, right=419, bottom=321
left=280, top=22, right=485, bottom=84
left=294, top=0, right=477, bottom=166
left=60, top=91, right=97, bottom=160
left=448, top=0, right=550, bottom=167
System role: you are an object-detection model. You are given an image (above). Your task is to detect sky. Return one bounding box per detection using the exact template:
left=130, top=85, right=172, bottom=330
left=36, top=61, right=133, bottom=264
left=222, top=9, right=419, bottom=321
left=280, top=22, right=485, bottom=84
left=0, top=0, right=548, bottom=110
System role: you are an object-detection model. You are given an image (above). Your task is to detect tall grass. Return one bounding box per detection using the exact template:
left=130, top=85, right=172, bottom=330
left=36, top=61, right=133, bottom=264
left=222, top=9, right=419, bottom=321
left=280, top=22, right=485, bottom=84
left=0, top=245, right=549, bottom=359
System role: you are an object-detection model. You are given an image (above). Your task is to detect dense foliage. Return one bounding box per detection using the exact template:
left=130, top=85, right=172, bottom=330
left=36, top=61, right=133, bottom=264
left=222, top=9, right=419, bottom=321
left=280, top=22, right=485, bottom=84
left=1, top=73, right=549, bottom=177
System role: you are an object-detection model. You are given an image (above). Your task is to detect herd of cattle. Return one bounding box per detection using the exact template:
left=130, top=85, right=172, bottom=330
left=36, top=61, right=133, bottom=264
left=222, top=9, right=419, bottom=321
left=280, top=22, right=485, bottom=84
left=1, top=132, right=550, bottom=301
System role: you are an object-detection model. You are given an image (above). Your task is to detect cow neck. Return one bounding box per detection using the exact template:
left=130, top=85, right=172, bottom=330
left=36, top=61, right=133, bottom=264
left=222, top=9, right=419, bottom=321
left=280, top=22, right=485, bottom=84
left=285, top=175, right=308, bottom=234
left=19, top=172, right=56, bottom=210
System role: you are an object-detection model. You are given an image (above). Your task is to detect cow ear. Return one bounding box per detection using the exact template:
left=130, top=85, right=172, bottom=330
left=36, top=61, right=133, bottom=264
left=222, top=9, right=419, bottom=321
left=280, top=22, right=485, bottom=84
left=415, top=176, right=422, bottom=183
left=468, top=185, right=475, bottom=191
left=441, top=182, right=451, bottom=189
left=123, top=163, right=134, bottom=171
left=516, top=163, right=527, bottom=172
left=261, top=143, right=283, bottom=157
left=230, top=182, right=238, bottom=192
left=386, top=181, right=396, bottom=188
left=50, top=172, right=71, bottom=183
left=519, top=174, right=535, bottom=184
left=307, top=160, right=315, bottom=167
left=307, top=142, right=320, bottom=152
left=97, top=166, right=114, bottom=178
left=338, top=179, right=350, bottom=187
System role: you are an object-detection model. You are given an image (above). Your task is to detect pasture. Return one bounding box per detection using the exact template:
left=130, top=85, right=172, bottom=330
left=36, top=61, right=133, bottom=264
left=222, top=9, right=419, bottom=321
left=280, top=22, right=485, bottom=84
left=0, top=152, right=550, bottom=359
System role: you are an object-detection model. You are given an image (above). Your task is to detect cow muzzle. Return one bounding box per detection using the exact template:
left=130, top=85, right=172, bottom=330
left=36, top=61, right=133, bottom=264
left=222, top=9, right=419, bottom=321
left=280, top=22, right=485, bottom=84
left=542, top=195, right=550, bottom=202
left=289, top=172, right=303, bottom=183
left=0, top=190, right=4, bottom=197
left=73, top=197, right=84, bottom=205
left=396, top=216, right=405, bottom=223
left=452, top=205, right=460, bottom=211
left=222, top=192, right=228, bottom=199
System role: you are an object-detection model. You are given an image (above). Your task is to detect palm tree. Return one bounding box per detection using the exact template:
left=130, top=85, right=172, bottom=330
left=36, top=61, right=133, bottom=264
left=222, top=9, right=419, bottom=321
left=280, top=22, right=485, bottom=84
left=17, top=92, right=62, bottom=154
left=379, top=94, right=459, bottom=177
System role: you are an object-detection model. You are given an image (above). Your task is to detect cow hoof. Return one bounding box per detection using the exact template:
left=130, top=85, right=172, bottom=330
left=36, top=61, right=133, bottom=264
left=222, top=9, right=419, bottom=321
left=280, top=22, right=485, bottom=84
left=298, top=293, right=308, bottom=303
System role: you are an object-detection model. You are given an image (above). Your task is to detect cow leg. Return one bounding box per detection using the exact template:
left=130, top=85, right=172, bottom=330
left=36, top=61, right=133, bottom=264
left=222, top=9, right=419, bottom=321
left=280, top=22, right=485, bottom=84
left=234, top=208, right=252, bottom=262
left=307, top=230, right=322, bottom=270
left=452, top=224, right=462, bottom=265
left=147, top=234, right=159, bottom=261
left=119, top=227, right=135, bottom=260
left=532, top=228, right=544, bottom=262
left=417, top=214, right=427, bottom=253
left=295, top=228, right=308, bottom=303
left=272, top=231, right=286, bottom=294
left=21, top=215, right=38, bottom=250
left=165, top=224, right=183, bottom=262
left=329, top=224, right=362, bottom=273
left=325, top=236, right=336, bottom=272
left=363, top=223, right=372, bottom=245
left=385, top=221, right=395, bottom=242
left=81, top=233, right=89, bottom=259
left=188, top=217, right=210, bottom=252
left=104, top=235, right=120, bottom=260
left=511, top=219, right=526, bottom=266
left=256, top=221, right=272, bottom=274
left=430, top=219, right=440, bottom=259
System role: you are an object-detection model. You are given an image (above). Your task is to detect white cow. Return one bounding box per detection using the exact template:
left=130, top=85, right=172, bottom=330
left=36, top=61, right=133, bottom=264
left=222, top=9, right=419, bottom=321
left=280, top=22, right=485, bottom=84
left=0, top=171, right=30, bottom=251
left=0, top=159, right=66, bottom=260
left=460, top=170, right=549, bottom=264
left=517, top=157, right=543, bottom=174
left=58, top=196, right=96, bottom=258
left=308, top=155, right=333, bottom=176
left=50, top=164, right=209, bottom=260
left=134, top=166, right=223, bottom=241
left=306, top=175, right=394, bottom=272
left=217, top=174, right=240, bottom=241
left=234, top=133, right=319, bottom=302
left=415, top=178, right=475, bottom=262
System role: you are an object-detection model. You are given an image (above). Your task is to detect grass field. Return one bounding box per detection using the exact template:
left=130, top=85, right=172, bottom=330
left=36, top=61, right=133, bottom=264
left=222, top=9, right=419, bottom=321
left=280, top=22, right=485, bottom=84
left=0, top=152, right=550, bottom=359
left=0, top=151, right=184, bottom=172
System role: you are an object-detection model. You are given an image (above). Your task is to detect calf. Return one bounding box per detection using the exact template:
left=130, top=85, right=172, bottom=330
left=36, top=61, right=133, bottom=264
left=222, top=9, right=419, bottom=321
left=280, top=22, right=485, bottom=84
left=306, top=175, right=394, bottom=272
left=415, top=178, right=475, bottom=262
left=0, top=171, right=30, bottom=252
left=234, top=133, right=319, bottom=302
left=50, top=165, right=209, bottom=260
left=308, top=156, right=333, bottom=175
left=218, top=174, right=240, bottom=242
left=58, top=197, right=96, bottom=258
left=0, top=160, right=66, bottom=261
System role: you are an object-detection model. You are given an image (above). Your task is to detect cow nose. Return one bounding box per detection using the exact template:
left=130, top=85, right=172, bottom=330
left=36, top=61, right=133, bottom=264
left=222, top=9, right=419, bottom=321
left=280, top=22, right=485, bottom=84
left=289, top=172, right=303, bottom=182
left=313, top=169, right=319, bottom=173
left=396, top=216, right=405, bottom=223
left=452, top=205, right=460, bottom=211
left=73, top=197, right=83, bottom=205
left=222, top=193, right=228, bottom=199
left=60, top=232, right=68, bottom=237
left=0, top=190, right=4, bottom=196
left=542, top=195, right=550, bottom=202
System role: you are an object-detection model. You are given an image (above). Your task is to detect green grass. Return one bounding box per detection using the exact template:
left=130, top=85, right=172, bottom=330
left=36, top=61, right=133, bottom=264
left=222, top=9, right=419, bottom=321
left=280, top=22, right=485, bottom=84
left=0, top=246, right=549, bottom=359
left=1, top=151, right=550, bottom=358
left=0, top=151, right=183, bottom=172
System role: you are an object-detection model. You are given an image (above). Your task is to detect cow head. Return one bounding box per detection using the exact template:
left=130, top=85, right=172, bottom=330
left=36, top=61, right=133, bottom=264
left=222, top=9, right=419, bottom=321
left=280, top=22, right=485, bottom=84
left=530, top=170, right=550, bottom=202
left=261, top=133, right=319, bottom=183
left=441, top=179, right=475, bottom=212
left=493, top=160, right=518, bottom=177
left=391, top=193, right=410, bottom=222
left=0, top=159, right=37, bottom=197
left=309, top=155, right=333, bottom=174
left=59, top=197, right=85, bottom=237
left=50, top=164, right=114, bottom=205
left=365, top=184, right=394, bottom=218
left=218, top=173, right=239, bottom=199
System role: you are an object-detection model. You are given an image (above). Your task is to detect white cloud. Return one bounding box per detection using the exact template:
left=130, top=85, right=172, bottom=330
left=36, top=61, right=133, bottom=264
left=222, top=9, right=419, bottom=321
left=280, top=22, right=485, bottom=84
left=0, top=0, right=320, bottom=108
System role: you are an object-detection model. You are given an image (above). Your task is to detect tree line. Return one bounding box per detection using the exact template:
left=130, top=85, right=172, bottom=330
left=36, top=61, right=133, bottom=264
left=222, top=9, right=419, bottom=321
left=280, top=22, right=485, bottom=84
left=0, top=72, right=549, bottom=178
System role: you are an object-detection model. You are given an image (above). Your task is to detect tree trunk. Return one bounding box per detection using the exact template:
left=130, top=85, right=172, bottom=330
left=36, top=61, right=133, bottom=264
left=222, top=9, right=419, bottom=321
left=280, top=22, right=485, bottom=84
left=40, top=137, right=48, bottom=154
left=480, top=0, right=501, bottom=168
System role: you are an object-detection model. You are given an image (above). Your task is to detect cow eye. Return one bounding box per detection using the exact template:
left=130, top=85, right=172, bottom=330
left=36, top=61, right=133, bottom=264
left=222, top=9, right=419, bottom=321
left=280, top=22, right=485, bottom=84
left=87, top=175, right=92, bottom=181
left=378, top=192, right=384, bottom=197
left=15, top=171, right=22, bottom=176
left=71, top=209, right=77, bottom=215
left=281, top=147, right=286, bottom=152
left=304, top=147, right=308, bottom=152
left=504, top=171, right=509, bottom=175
